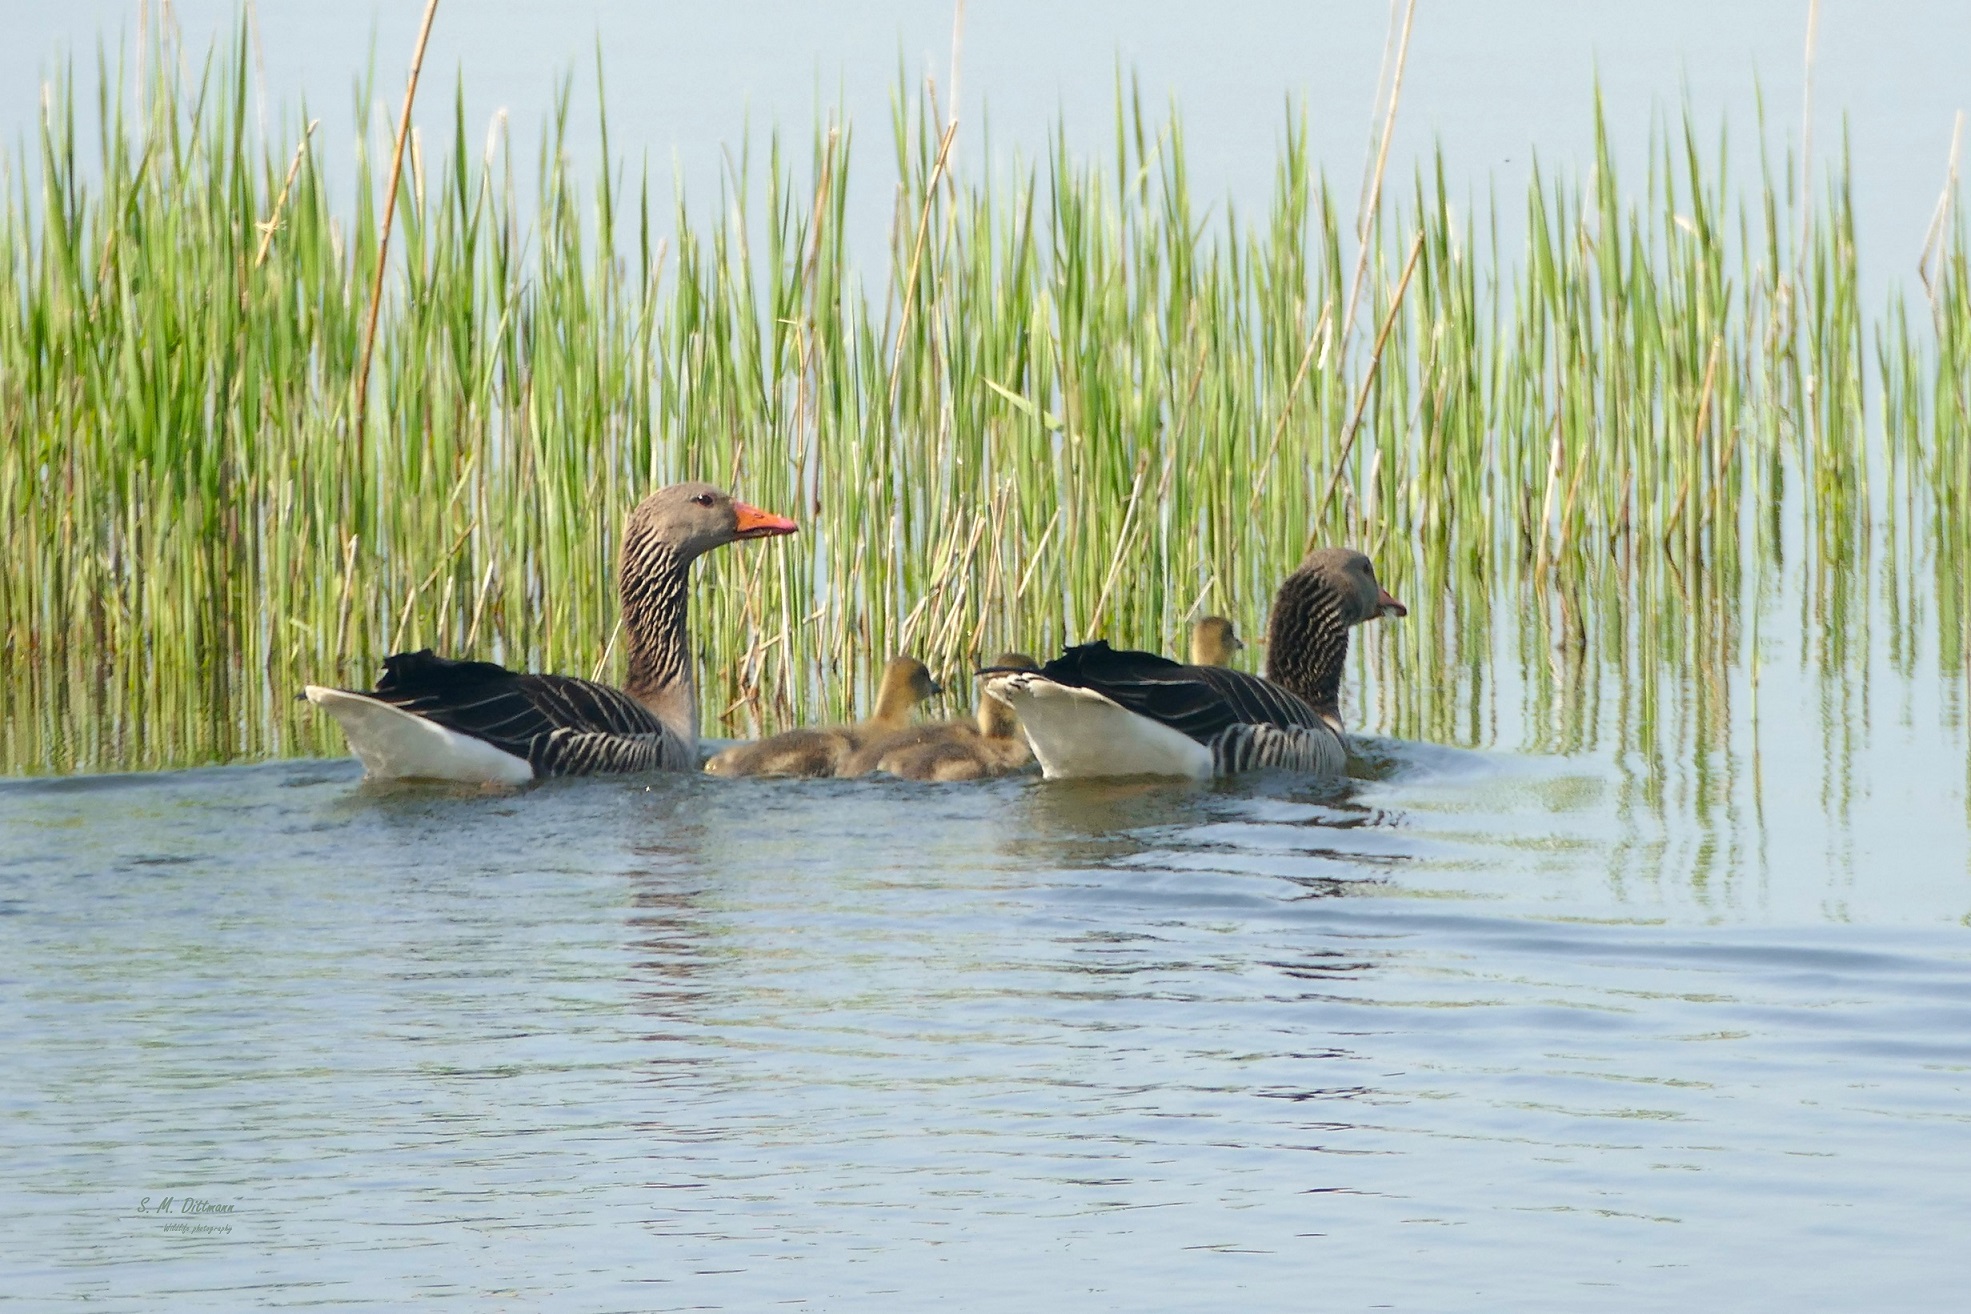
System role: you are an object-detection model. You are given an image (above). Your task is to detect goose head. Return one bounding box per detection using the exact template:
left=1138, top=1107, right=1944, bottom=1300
left=624, top=481, right=798, bottom=562
left=1189, top=616, right=1245, bottom=666
left=1298, top=547, right=1405, bottom=624
left=871, top=656, right=943, bottom=725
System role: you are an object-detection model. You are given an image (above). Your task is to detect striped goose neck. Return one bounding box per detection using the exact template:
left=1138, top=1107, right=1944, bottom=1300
left=1263, top=568, right=1351, bottom=723
left=619, top=534, right=696, bottom=743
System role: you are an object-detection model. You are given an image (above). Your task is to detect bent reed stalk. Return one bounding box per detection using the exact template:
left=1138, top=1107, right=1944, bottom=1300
left=1, top=25, right=1966, bottom=776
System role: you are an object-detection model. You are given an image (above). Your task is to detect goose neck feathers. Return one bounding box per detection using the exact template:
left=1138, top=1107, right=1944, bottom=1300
left=617, top=483, right=798, bottom=740
left=1264, top=548, right=1402, bottom=719
left=619, top=538, right=692, bottom=730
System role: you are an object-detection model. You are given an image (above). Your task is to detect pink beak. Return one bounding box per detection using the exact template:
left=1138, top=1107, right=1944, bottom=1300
left=1377, top=586, right=1407, bottom=619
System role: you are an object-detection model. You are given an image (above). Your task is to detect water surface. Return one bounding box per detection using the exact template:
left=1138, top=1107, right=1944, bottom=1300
left=6, top=744, right=1969, bottom=1310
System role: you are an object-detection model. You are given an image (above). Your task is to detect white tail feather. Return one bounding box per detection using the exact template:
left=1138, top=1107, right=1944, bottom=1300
left=984, top=675, right=1212, bottom=780
left=304, top=686, right=534, bottom=785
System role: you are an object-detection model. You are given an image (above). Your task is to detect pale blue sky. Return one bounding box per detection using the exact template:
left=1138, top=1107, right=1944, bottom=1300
left=2, top=2, right=1965, bottom=282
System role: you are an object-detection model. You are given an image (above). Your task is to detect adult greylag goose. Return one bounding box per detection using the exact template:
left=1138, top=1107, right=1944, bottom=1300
left=702, top=656, right=942, bottom=778
left=305, top=482, right=796, bottom=783
left=983, top=548, right=1404, bottom=779
left=839, top=652, right=1039, bottom=780
left=1190, top=616, right=1244, bottom=666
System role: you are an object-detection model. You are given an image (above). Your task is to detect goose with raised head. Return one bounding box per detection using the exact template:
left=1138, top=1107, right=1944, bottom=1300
left=1189, top=616, right=1244, bottom=666
left=305, top=482, right=797, bottom=783
left=983, top=549, right=1403, bottom=779
left=702, top=656, right=942, bottom=778
left=839, top=652, right=1039, bottom=781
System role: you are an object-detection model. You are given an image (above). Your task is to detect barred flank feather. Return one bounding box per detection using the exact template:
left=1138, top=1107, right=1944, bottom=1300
left=1207, top=722, right=1348, bottom=776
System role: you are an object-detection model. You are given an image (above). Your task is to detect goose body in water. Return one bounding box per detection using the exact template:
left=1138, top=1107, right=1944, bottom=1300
left=839, top=652, right=1039, bottom=781
left=305, top=483, right=796, bottom=783
left=702, top=656, right=942, bottom=778
left=983, top=549, right=1403, bottom=780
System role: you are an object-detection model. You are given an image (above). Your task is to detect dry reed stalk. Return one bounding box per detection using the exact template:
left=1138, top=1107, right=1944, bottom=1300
left=462, top=561, right=496, bottom=653
left=1919, top=111, right=1965, bottom=305
left=590, top=620, right=622, bottom=683
left=1315, top=230, right=1425, bottom=534
left=888, top=117, right=961, bottom=410
left=353, top=0, right=442, bottom=449
left=1795, top=0, right=1822, bottom=277
left=1013, top=509, right=1061, bottom=603
left=333, top=534, right=360, bottom=656
left=253, top=119, right=317, bottom=269
left=1665, top=336, right=1726, bottom=539
left=1338, top=0, right=1419, bottom=355
left=1534, top=410, right=1564, bottom=577
left=1086, top=451, right=1154, bottom=634
left=1247, top=300, right=1334, bottom=516
left=964, top=480, right=1013, bottom=655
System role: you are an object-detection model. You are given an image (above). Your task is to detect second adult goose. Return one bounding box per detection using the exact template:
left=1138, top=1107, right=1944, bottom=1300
left=702, top=656, right=942, bottom=778
left=305, top=482, right=796, bottom=783
left=983, top=549, right=1403, bottom=780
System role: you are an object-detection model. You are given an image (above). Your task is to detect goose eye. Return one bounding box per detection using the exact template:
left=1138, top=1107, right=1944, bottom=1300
left=691, top=493, right=715, bottom=507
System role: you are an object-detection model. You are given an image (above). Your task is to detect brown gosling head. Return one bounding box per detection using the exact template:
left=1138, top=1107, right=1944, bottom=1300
left=1298, top=547, right=1406, bottom=624
left=1189, top=616, right=1244, bottom=666
left=871, top=655, right=943, bottom=726
left=623, top=482, right=798, bottom=563
left=975, top=652, right=1038, bottom=737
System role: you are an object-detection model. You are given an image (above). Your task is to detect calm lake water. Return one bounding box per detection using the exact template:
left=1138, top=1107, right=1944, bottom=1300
left=6, top=738, right=1971, bottom=1310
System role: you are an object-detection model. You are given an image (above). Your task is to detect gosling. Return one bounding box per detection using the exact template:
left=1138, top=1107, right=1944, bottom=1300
left=1189, top=615, right=1244, bottom=666
left=703, top=655, right=941, bottom=778
left=840, top=652, right=1039, bottom=781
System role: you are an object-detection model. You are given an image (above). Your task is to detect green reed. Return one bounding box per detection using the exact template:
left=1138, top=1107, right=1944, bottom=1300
left=1, top=25, right=1965, bottom=777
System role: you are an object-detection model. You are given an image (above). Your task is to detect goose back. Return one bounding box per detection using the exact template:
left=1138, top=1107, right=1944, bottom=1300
left=1033, top=642, right=1326, bottom=743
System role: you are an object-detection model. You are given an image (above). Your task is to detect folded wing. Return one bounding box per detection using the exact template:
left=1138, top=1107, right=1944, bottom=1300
left=368, top=649, right=684, bottom=774
left=1031, top=641, right=1327, bottom=743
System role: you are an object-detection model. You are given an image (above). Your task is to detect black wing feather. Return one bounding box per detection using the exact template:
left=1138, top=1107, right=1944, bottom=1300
left=368, top=649, right=672, bottom=771
left=1036, top=641, right=1326, bottom=744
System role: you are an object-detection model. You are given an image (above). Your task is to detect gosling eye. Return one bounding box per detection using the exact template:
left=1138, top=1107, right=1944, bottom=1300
left=691, top=493, right=716, bottom=507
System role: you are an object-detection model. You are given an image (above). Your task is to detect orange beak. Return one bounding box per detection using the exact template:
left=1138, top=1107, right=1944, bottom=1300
left=732, top=501, right=799, bottom=540
left=1377, top=586, right=1407, bottom=619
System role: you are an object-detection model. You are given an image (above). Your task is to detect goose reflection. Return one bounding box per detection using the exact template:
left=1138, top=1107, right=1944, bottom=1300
left=1003, top=770, right=1407, bottom=900
left=621, top=792, right=726, bottom=1031
left=999, top=776, right=1223, bottom=867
